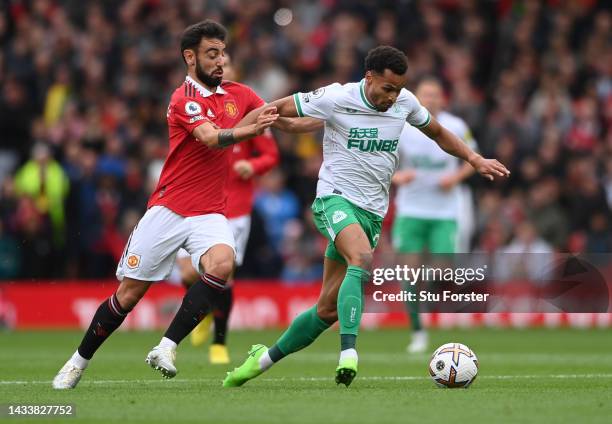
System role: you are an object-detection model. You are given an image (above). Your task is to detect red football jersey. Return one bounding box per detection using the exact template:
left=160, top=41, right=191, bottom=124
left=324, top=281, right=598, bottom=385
left=148, top=76, right=265, bottom=216
left=226, top=129, right=279, bottom=218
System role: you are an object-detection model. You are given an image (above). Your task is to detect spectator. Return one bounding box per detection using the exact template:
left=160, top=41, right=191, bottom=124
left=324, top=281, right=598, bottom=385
left=14, top=142, right=69, bottom=246
left=0, top=0, right=610, bottom=279
left=254, top=168, right=300, bottom=254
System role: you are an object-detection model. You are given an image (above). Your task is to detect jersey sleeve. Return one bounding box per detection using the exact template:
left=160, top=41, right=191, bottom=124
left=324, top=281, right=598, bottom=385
left=402, top=89, right=431, bottom=128
left=171, top=97, right=211, bottom=133
left=248, top=129, right=280, bottom=175
left=292, top=83, right=341, bottom=120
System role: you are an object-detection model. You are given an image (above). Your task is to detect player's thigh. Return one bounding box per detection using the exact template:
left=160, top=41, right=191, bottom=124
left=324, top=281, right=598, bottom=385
left=116, top=206, right=188, bottom=282
left=392, top=216, right=428, bottom=254
left=334, top=223, right=372, bottom=268
left=311, top=196, right=358, bottom=244
left=228, top=215, right=251, bottom=267
left=184, top=213, right=236, bottom=280
left=429, top=219, right=457, bottom=254
left=311, top=196, right=371, bottom=267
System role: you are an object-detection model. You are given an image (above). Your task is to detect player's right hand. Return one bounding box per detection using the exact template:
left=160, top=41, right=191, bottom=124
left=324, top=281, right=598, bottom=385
left=470, top=156, right=510, bottom=181
left=254, top=106, right=279, bottom=135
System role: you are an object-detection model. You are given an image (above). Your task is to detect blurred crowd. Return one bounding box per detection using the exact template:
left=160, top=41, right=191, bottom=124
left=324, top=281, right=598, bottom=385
left=0, top=0, right=610, bottom=281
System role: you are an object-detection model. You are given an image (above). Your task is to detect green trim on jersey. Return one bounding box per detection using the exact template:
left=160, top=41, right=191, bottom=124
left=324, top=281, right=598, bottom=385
left=359, top=81, right=377, bottom=111
left=412, top=111, right=431, bottom=128
left=293, top=93, right=304, bottom=117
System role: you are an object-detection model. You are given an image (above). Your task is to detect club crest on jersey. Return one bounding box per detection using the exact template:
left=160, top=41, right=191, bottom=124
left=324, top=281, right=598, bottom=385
left=332, top=210, right=347, bottom=224
left=225, top=100, right=238, bottom=118
left=126, top=253, right=141, bottom=269
left=185, top=101, right=202, bottom=116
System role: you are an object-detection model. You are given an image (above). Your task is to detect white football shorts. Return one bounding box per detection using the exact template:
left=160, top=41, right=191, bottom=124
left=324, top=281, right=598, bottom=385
left=176, top=214, right=251, bottom=267
left=116, top=206, right=235, bottom=282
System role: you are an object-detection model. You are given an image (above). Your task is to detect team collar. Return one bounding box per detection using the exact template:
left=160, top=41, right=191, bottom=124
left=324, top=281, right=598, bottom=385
left=185, top=75, right=227, bottom=97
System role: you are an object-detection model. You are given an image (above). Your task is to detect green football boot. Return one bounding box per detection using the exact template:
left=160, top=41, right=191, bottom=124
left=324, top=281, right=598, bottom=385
left=335, top=356, right=358, bottom=387
left=223, top=344, right=268, bottom=387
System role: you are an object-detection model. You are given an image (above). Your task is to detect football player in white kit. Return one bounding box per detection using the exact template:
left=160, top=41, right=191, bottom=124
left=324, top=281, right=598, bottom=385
left=223, top=46, right=509, bottom=387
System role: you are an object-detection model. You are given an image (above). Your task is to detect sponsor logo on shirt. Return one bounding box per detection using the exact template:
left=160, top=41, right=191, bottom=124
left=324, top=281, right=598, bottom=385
left=207, top=108, right=216, bottom=118
left=347, top=127, right=399, bottom=152
left=332, top=210, right=347, bottom=224
left=185, top=101, right=202, bottom=116
left=408, top=155, right=448, bottom=169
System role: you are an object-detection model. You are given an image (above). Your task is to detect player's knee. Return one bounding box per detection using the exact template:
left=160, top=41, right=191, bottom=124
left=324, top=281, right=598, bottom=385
left=316, top=302, right=338, bottom=324
left=345, top=250, right=373, bottom=271
left=204, top=256, right=234, bottom=281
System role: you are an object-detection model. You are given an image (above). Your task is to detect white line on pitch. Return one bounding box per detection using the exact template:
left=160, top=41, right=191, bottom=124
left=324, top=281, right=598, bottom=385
left=2, top=373, right=612, bottom=385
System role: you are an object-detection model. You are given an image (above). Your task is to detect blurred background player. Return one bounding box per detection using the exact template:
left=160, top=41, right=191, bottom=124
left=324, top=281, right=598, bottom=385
left=174, top=55, right=280, bottom=364
left=392, top=76, right=479, bottom=353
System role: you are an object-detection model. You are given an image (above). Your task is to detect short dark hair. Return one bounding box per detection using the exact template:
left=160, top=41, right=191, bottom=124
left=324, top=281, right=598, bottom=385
left=180, top=20, right=227, bottom=63
left=365, top=46, right=408, bottom=76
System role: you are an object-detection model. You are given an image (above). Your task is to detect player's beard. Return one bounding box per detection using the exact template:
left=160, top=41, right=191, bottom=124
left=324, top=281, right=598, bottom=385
left=195, top=58, right=222, bottom=88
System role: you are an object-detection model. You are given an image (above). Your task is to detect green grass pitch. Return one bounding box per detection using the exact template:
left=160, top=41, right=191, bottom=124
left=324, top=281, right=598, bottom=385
left=1, top=328, right=611, bottom=423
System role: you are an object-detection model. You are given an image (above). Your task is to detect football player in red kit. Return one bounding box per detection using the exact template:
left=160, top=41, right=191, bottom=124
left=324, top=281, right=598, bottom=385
left=176, top=54, right=280, bottom=364
left=52, top=20, right=315, bottom=389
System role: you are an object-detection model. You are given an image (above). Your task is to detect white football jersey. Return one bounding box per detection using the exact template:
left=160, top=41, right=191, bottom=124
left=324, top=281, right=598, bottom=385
left=394, top=111, right=477, bottom=220
left=294, top=80, right=430, bottom=217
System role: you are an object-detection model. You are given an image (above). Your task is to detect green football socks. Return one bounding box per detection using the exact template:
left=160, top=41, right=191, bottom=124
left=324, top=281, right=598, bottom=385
left=268, top=305, right=331, bottom=361
left=338, top=265, right=370, bottom=349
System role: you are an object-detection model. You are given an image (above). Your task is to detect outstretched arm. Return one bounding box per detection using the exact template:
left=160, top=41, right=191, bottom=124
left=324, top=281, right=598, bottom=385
left=419, top=116, right=510, bottom=181
left=193, top=106, right=279, bottom=148
left=238, top=96, right=323, bottom=133
left=274, top=116, right=324, bottom=133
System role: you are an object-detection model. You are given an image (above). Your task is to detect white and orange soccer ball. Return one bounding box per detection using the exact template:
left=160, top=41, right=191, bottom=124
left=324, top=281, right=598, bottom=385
left=428, top=343, right=479, bottom=388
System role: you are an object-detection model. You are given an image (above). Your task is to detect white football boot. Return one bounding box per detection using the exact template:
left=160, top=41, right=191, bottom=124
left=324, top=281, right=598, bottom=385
left=52, top=361, right=85, bottom=389
left=145, top=345, right=177, bottom=378
left=407, top=330, right=429, bottom=354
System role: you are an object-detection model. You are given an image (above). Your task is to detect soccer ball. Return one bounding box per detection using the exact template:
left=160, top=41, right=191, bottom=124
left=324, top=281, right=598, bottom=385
left=428, top=343, right=478, bottom=388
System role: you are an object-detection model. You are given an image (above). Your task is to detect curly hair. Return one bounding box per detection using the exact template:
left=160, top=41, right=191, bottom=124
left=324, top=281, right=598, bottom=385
left=364, top=46, right=408, bottom=76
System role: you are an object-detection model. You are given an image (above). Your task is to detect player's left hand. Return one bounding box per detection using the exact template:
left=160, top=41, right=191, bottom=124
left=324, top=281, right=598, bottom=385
left=470, top=156, right=510, bottom=181
left=234, top=160, right=255, bottom=179
left=254, top=106, right=279, bottom=135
